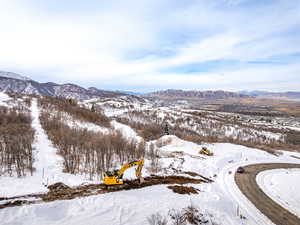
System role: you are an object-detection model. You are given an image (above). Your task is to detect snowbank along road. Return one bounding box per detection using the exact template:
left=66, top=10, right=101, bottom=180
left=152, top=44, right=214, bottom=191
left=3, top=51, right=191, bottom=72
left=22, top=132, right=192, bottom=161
left=235, top=163, right=300, bottom=225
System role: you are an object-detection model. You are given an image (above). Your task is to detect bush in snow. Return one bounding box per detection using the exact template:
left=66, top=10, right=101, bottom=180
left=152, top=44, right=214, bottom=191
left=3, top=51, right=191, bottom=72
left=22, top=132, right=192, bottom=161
left=117, top=109, right=300, bottom=153
left=148, top=205, right=219, bottom=225
left=116, top=117, right=164, bottom=141
left=39, top=96, right=111, bottom=128
left=147, top=213, right=168, bottom=225
left=168, top=209, right=186, bottom=225
left=0, top=106, right=35, bottom=177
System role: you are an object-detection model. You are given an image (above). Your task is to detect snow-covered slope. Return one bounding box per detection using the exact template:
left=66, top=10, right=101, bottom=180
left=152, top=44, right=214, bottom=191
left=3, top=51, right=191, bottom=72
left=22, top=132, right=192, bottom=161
left=0, top=70, right=31, bottom=81
left=2, top=135, right=300, bottom=225
left=0, top=185, right=227, bottom=225
left=257, top=169, right=300, bottom=218
left=0, top=92, right=11, bottom=106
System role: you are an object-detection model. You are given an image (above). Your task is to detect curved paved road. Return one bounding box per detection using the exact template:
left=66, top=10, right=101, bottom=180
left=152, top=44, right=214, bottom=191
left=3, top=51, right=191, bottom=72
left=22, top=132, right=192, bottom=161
left=235, top=163, right=300, bottom=225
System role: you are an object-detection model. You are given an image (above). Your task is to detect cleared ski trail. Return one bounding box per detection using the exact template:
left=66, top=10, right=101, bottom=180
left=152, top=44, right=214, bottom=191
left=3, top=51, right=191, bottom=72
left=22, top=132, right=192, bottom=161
left=30, top=99, right=98, bottom=187
left=31, top=99, right=64, bottom=182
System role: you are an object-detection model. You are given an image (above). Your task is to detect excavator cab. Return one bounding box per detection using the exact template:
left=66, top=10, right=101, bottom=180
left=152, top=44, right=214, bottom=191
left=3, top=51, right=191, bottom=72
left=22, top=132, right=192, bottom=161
left=103, top=169, right=123, bottom=185
left=103, top=159, right=144, bottom=185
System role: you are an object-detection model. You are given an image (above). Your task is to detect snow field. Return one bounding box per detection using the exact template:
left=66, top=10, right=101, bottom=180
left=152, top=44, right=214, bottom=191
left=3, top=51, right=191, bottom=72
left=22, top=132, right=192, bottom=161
left=111, top=120, right=142, bottom=141
left=257, top=168, right=300, bottom=218
left=0, top=92, right=11, bottom=106
left=155, top=135, right=300, bottom=225
left=4, top=134, right=299, bottom=225
left=0, top=184, right=230, bottom=225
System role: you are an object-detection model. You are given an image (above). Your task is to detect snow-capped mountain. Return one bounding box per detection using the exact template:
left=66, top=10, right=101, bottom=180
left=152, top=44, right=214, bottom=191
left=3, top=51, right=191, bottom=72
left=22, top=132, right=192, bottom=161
left=0, top=70, right=31, bottom=81
left=0, top=71, right=133, bottom=100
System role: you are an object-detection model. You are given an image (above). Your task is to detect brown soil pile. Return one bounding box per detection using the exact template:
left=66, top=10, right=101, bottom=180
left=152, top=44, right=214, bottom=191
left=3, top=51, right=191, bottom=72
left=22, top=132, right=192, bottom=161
left=167, top=185, right=199, bottom=195
left=48, top=182, right=72, bottom=192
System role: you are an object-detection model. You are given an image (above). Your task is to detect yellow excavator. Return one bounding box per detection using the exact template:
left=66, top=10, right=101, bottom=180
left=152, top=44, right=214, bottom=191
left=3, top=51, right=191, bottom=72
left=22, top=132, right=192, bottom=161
left=103, top=159, right=144, bottom=185
left=199, top=147, right=213, bottom=156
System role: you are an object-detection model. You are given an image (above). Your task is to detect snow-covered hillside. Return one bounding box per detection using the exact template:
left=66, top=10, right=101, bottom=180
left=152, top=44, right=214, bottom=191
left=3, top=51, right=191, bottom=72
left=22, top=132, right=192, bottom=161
left=257, top=169, right=300, bottom=218
left=1, top=94, right=300, bottom=225
left=1, top=133, right=300, bottom=225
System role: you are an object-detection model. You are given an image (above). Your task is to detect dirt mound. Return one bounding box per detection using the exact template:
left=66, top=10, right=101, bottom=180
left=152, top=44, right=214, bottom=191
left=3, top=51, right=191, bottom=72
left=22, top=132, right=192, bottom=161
left=167, top=185, right=199, bottom=195
left=48, top=182, right=72, bottom=192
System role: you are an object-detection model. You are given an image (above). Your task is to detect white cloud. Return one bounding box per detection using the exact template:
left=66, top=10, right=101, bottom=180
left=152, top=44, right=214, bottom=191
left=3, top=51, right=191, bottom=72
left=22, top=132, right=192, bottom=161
left=0, top=0, right=299, bottom=91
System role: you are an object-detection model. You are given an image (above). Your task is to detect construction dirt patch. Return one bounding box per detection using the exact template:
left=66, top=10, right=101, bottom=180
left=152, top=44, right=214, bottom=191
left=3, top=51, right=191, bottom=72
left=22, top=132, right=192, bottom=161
left=167, top=185, right=199, bottom=195
left=0, top=175, right=208, bottom=209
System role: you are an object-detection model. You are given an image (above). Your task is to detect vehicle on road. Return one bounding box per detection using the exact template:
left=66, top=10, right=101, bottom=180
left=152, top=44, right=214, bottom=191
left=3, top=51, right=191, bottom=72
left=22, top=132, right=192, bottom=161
left=237, top=166, right=245, bottom=173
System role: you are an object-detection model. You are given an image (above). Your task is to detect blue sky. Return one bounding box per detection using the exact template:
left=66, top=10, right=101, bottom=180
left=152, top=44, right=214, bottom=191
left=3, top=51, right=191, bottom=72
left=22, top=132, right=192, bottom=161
left=0, top=0, right=299, bottom=92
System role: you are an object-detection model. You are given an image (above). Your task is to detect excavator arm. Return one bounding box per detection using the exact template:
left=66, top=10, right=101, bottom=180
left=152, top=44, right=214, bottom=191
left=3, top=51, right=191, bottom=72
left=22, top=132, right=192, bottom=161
left=117, top=159, right=144, bottom=179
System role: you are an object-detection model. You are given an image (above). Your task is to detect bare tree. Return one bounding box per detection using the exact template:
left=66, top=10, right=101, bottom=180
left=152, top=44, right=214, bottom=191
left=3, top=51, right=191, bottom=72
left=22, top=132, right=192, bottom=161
left=39, top=101, right=146, bottom=179
left=147, top=213, right=168, bottom=225
left=0, top=104, right=35, bottom=177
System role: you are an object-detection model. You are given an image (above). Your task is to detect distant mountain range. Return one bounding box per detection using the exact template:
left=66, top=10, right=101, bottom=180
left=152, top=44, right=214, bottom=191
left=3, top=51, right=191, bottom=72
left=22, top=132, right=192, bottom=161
left=238, top=90, right=270, bottom=96
left=146, top=89, right=247, bottom=100
left=238, top=90, right=300, bottom=99
left=1, top=70, right=299, bottom=102
left=0, top=71, right=134, bottom=100
left=115, top=90, right=143, bottom=96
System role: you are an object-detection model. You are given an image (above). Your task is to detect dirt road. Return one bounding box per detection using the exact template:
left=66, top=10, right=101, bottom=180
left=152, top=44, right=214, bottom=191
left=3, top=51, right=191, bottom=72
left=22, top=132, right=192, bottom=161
left=235, top=163, right=300, bottom=225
